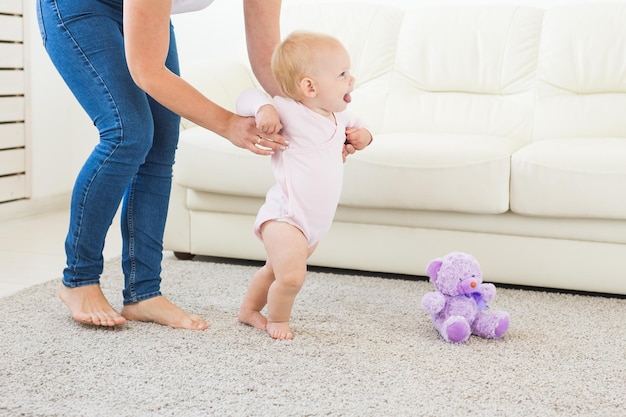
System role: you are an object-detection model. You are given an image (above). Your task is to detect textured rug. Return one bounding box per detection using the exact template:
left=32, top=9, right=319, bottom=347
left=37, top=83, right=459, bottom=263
left=1, top=255, right=625, bottom=417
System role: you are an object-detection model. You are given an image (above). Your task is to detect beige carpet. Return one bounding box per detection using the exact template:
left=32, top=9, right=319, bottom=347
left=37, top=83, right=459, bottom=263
left=0, top=255, right=624, bottom=417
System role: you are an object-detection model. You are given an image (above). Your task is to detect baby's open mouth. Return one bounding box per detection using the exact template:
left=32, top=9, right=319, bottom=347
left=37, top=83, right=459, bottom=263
left=343, top=93, right=352, bottom=103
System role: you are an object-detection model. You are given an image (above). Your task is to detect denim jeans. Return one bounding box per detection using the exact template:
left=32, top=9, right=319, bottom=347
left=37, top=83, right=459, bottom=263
left=37, top=0, right=181, bottom=304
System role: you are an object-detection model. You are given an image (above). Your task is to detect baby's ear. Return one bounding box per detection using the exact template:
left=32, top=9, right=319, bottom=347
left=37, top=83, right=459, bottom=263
left=426, top=259, right=443, bottom=282
left=299, top=77, right=317, bottom=97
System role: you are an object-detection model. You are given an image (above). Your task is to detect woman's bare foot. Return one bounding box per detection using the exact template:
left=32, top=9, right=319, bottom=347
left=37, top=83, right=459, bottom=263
left=58, top=284, right=126, bottom=327
left=237, top=309, right=267, bottom=330
left=266, top=321, right=293, bottom=340
left=121, top=296, right=208, bottom=330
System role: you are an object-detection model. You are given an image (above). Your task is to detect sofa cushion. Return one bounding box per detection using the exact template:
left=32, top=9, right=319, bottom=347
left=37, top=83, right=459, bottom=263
left=511, top=138, right=626, bottom=219
left=174, top=129, right=524, bottom=214
left=342, top=133, right=523, bottom=214
left=174, top=132, right=274, bottom=198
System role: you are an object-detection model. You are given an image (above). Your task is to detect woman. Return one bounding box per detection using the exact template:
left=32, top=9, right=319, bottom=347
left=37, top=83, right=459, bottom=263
left=36, top=0, right=286, bottom=329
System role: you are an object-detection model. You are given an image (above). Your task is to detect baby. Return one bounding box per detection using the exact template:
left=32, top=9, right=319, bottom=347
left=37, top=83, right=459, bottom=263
left=236, top=31, right=373, bottom=339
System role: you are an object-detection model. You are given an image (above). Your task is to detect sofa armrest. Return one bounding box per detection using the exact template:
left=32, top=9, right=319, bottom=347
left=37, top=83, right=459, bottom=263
left=164, top=181, right=192, bottom=254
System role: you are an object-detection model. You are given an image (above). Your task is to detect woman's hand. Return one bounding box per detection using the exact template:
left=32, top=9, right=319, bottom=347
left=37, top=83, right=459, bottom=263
left=342, top=143, right=355, bottom=163
left=226, top=113, right=287, bottom=156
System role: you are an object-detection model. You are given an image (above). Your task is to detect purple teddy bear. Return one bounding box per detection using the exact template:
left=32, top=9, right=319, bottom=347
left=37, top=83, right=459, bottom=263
left=421, top=252, right=509, bottom=343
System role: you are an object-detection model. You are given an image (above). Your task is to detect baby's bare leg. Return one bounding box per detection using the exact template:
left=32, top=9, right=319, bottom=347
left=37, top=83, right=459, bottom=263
left=262, top=222, right=312, bottom=340
left=238, top=263, right=275, bottom=330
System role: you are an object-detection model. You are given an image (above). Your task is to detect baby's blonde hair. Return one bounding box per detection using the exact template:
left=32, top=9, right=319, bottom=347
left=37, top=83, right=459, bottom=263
left=271, top=31, right=340, bottom=101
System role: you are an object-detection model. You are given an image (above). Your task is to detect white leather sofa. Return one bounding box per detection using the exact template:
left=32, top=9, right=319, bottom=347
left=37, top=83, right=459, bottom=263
left=164, top=2, right=626, bottom=295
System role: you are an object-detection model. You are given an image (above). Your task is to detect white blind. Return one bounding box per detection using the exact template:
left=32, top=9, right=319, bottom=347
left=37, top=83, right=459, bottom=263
left=0, top=0, right=27, bottom=202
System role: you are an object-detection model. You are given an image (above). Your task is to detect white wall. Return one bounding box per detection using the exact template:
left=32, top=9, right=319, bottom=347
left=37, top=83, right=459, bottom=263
left=26, top=0, right=626, bottom=200
left=25, top=0, right=96, bottom=200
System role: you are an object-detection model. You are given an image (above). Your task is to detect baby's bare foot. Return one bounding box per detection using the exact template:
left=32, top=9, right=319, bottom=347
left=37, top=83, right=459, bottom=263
left=58, top=284, right=126, bottom=327
left=121, top=296, right=208, bottom=330
left=266, top=321, right=293, bottom=340
left=237, top=309, right=267, bottom=330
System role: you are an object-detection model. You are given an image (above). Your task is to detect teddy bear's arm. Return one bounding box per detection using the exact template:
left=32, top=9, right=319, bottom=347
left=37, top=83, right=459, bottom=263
left=421, top=291, right=446, bottom=315
left=477, top=283, right=496, bottom=303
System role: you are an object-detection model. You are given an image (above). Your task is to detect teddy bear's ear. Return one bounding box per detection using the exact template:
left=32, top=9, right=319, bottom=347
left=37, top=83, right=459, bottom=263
left=426, top=259, right=443, bottom=282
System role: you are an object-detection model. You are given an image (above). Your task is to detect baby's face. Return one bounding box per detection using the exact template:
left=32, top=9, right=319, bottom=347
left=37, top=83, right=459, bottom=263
left=309, top=40, right=355, bottom=114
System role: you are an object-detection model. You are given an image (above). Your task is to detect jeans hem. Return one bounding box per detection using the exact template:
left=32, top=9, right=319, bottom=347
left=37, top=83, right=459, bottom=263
left=123, top=290, right=162, bottom=306
left=61, top=278, right=100, bottom=288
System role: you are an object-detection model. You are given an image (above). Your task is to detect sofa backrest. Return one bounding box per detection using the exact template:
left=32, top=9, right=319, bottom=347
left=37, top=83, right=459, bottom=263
left=179, top=2, right=626, bottom=143
left=282, top=3, right=544, bottom=142
left=534, top=4, right=626, bottom=141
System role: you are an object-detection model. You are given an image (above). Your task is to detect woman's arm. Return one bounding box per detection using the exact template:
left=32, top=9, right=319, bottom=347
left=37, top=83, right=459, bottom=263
left=122, top=0, right=286, bottom=154
left=244, top=0, right=282, bottom=97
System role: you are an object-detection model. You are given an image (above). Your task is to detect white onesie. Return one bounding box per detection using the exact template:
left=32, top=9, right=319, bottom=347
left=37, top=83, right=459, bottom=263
left=236, top=88, right=367, bottom=246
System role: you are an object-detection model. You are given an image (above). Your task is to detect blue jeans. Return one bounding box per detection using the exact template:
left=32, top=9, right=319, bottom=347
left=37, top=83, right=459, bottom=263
left=37, top=0, right=181, bottom=304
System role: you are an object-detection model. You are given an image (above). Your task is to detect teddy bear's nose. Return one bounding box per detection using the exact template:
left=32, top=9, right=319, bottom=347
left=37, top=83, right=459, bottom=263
left=470, top=281, right=476, bottom=288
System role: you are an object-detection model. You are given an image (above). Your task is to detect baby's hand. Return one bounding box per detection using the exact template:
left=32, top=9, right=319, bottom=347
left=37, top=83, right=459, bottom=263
left=345, top=127, right=373, bottom=151
left=256, top=104, right=282, bottom=134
